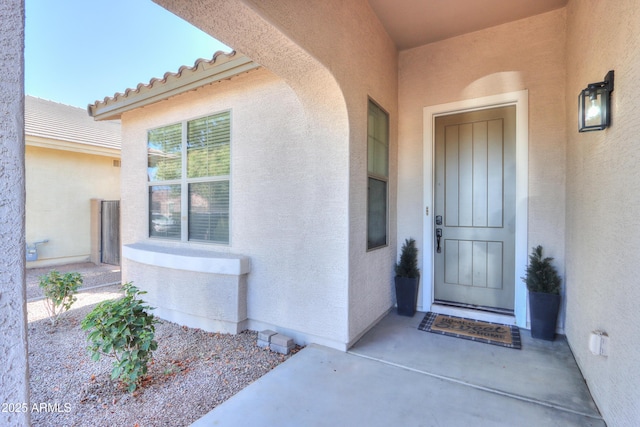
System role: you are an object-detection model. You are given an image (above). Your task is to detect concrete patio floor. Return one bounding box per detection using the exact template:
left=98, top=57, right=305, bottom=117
left=192, top=311, right=605, bottom=426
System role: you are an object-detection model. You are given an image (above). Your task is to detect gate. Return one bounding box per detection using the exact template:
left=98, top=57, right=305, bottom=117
left=101, top=200, right=120, bottom=265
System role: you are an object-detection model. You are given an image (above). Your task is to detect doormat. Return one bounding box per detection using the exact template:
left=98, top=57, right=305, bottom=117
left=418, top=312, right=521, bottom=349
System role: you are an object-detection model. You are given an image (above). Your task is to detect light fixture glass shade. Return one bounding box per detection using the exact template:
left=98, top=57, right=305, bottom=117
left=579, top=87, right=608, bottom=131
left=578, top=70, right=614, bottom=132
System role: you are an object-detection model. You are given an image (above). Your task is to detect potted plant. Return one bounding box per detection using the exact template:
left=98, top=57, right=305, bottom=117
left=395, top=238, right=420, bottom=317
left=522, top=245, right=562, bottom=341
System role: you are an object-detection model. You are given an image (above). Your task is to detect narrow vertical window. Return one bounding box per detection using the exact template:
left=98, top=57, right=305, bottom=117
left=367, top=100, right=389, bottom=250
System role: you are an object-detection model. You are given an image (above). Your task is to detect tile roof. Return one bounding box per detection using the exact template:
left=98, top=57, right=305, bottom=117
left=25, top=96, right=121, bottom=151
left=88, top=51, right=261, bottom=121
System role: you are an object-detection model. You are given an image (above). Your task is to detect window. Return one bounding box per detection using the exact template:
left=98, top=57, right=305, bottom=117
left=367, top=100, right=388, bottom=250
left=148, top=111, right=231, bottom=244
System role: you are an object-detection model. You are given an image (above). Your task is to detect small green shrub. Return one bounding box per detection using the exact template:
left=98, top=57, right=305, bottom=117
left=395, top=238, right=420, bottom=278
left=522, top=245, right=562, bottom=295
left=81, top=282, right=159, bottom=392
left=38, top=270, right=82, bottom=325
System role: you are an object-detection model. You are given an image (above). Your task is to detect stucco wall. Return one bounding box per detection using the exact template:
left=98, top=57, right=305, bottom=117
left=154, top=0, right=398, bottom=346
left=121, top=68, right=352, bottom=348
left=564, top=0, right=640, bottom=423
left=398, top=10, right=567, bottom=322
left=0, top=0, right=30, bottom=425
left=25, top=146, right=121, bottom=266
left=245, top=0, right=399, bottom=344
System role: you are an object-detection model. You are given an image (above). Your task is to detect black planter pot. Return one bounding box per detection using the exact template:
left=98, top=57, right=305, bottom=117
left=395, top=276, right=420, bottom=317
left=529, top=291, right=560, bottom=341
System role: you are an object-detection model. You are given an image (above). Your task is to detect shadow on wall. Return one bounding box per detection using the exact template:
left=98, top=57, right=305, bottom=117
left=463, top=71, right=524, bottom=100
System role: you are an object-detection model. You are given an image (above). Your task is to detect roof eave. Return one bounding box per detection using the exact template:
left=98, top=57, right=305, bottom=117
left=26, top=135, right=121, bottom=157
left=88, top=52, right=260, bottom=121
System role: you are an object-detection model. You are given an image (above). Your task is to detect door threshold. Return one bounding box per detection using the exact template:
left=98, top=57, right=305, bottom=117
left=435, top=300, right=514, bottom=315
left=430, top=302, right=516, bottom=326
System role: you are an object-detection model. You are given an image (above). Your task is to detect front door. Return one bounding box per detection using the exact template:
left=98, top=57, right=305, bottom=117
left=434, top=106, right=516, bottom=312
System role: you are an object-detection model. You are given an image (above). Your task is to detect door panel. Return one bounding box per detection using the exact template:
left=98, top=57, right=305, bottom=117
left=434, top=107, right=516, bottom=311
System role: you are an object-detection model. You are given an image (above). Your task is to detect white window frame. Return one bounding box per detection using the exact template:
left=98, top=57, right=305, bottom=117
left=147, top=110, right=232, bottom=245
left=367, top=98, right=389, bottom=251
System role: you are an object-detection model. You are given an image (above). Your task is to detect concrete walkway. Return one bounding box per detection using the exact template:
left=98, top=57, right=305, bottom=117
left=26, top=262, right=123, bottom=323
left=26, top=262, right=121, bottom=300
left=192, top=312, right=604, bottom=427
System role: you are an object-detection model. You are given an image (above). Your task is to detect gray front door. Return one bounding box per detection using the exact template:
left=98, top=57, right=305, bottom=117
left=434, top=106, right=516, bottom=311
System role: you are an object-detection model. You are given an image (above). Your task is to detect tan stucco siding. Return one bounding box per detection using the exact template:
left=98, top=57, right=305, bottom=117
left=565, top=0, right=640, bottom=424
left=242, top=0, right=400, bottom=344
left=398, top=9, right=567, bottom=318
left=121, top=68, right=352, bottom=347
left=153, top=0, right=398, bottom=346
left=25, top=145, right=121, bottom=266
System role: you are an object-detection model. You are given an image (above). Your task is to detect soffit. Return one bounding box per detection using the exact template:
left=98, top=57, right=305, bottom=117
left=368, top=0, right=567, bottom=50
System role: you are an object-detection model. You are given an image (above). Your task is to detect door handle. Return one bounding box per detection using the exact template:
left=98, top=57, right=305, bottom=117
left=436, top=228, right=442, bottom=253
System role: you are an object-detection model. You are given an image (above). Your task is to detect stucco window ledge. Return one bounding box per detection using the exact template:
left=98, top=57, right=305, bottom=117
left=122, top=242, right=250, bottom=275
left=122, top=242, right=250, bottom=334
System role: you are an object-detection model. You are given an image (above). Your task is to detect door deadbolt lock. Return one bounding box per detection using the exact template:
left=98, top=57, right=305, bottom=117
left=435, top=215, right=442, bottom=225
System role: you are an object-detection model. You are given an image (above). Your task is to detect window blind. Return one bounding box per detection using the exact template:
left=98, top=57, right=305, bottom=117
left=149, top=185, right=181, bottom=239
left=188, top=181, right=230, bottom=243
left=148, top=111, right=231, bottom=244
left=148, top=123, right=182, bottom=181
left=367, top=100, right=389, bottom=250
left=187, top=113, right=231, bottom=178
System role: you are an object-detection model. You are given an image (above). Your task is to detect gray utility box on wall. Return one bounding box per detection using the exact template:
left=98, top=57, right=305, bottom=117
left=26, top=239, right=48, bottom=261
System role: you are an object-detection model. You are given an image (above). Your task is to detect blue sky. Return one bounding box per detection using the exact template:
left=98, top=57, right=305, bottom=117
left=25, top=0, right=230, bottom=108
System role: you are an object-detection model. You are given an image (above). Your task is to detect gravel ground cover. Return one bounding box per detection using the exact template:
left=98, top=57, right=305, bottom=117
left=28, top=285, right=299, bottom=427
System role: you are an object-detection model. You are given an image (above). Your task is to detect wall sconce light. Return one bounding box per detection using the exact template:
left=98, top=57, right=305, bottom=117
left=579, top=70, right=614, bottom=132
